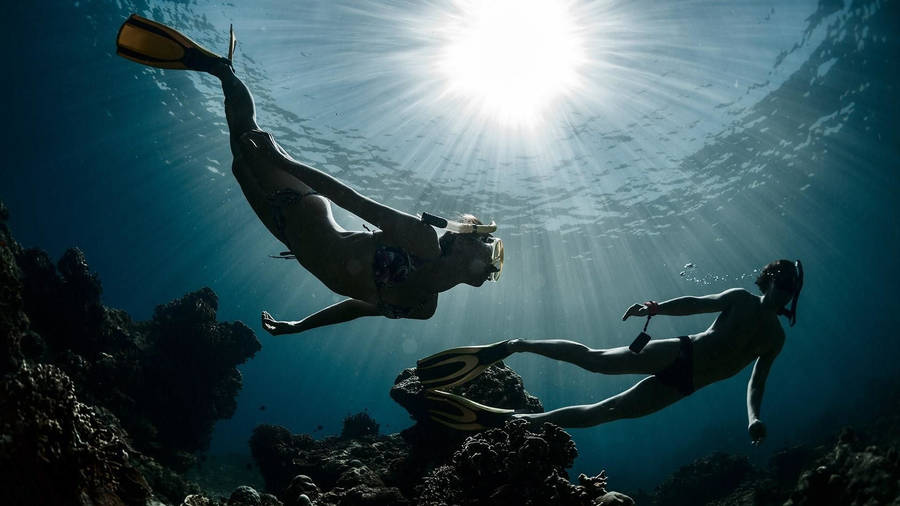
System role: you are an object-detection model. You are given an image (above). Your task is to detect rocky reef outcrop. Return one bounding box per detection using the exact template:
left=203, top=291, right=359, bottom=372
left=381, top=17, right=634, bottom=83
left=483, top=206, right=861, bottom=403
left=14, top=240, right=261, bottom=471
left=249, top=414, right=413, bottom=506
left=248, top=416, right=633, bottom=506
left=390, top=359, right=544, bottom=468
left=419, top=418, right=631, bottom=506
left=247, top=360, right=632, bottom=505
left=637, top=425, right=900, bottom=506
left=0, top=201, right=260, bottom=504
left=0, top=362, right=152, bottom=505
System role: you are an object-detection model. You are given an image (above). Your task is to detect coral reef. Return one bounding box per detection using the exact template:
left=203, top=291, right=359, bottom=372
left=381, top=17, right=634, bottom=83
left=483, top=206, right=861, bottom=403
left=341, top=411, right=380, bottom=439
left=249, top=419, right=633, bottom=506
left=0, top=362, right=152, bottom=505
left=0, top=202, right=260, bottom=504
left=250, top=380, right=632, bottom=506
left=249, top=423, right=412, bottom=504
left=784, top=427, right=900, bottom=506
left=639, top=425, right=900, bottom=506
left=418, top=418, right=630, bottom=506
left=650, top=452, right=762, bottom=506
left=180, top=486, right=283, bottom=506
left=390, top=360, right=544, bottom=469
left=13, top=239, right=260, bottom=471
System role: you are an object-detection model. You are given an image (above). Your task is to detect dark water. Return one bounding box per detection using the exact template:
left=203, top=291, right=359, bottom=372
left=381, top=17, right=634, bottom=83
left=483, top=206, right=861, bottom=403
left=2, top=0, right=898, bottom=493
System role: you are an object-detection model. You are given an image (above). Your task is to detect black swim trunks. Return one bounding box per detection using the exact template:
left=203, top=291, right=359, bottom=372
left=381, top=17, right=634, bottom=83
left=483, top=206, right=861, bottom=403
left=654, top=336, right=695, bottom=396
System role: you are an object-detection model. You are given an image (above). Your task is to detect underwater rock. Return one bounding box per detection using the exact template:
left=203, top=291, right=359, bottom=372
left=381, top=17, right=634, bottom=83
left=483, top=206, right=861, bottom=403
left=139, top=287, right=261, bottom=468
left=641, top=422, right=900, bottom=506
left=249, top=423, right=412, bottom=501
left=10, top=230, right=261, bottom=470
left=340, top=411, right=380, bottom=439
left=283, top=475, right=320, bottom=506
left=136, top=454, right=204, bottom=505
left=228, top=485, right=261, bottom=506
left=418, top=418, right=629, bottom=505
left=784, top=427, right=900, bottom=506
left=0, top=362, right=152, bottom=505
left=390, top=360, right=544, bottom=468
left=178, top=487, right=282, bottom=506
left=249, top=424, right=314, bottom=495
left=651, top=452, right=760, bottom=506
left=317, top=484, right=409, bottom=506
left=0, top=207, right=26, bottom=376
left=0, top=201, right=263, bottom=504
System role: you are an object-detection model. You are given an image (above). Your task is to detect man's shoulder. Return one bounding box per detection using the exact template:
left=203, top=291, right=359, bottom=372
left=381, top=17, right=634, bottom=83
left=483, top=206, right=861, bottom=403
left=720, top=287, right=757, bottom=304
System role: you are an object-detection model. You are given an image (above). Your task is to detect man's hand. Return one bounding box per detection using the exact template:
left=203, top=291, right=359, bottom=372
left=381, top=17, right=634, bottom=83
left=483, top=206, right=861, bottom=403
left=261, top=310, right=294, bottom=336
left=748, top=419, right=767, bottom=446
left=622, top=303, right=649, bottom=321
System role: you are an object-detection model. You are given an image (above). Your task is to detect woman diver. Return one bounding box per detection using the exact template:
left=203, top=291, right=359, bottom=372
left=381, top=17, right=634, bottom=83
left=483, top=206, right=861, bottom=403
left=115, top=15, right=504, bottom=335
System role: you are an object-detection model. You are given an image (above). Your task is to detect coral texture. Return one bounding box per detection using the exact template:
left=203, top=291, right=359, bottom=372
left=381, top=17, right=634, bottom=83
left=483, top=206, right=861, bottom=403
left=0, top=201, right=260, bottom=504
left=0, top=362, right=151, bottom=505
left=249, top=423, right=411, bottom=502
left=341, top=411, right=380, bottom=439
left=13, top=241, right=260, bottom=471
left=418, top=418, right=620, bottom=506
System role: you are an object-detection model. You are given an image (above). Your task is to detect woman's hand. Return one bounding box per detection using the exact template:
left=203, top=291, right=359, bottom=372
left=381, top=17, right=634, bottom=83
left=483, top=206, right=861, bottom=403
left=748, top=419, right=767, bottom=446
left=621, top=303, right=648, bottom=321
left=261, top=310, right=294, bottom=336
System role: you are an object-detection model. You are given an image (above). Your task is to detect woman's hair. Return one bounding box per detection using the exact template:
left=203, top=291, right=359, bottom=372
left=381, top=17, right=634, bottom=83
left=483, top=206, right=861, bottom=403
left=439, top=214, right=483, bottom=256
left=755, top=259, right=797, bottom=294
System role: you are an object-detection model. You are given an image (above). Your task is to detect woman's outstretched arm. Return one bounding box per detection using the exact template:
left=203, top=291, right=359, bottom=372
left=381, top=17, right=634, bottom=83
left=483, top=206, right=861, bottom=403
left=261, top=299, right=381, bottom=335
left=241, top=131, right=440, bottom=258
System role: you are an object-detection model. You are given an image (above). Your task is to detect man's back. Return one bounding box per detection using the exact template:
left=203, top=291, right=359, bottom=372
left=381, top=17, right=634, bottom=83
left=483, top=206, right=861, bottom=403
left=692, top=288, right=786, bottom=389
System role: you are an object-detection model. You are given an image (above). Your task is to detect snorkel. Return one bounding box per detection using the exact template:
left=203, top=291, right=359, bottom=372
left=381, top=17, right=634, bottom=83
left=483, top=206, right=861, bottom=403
left=777, top=259, right=804, bottom=327
left=421, top=212, right=504, bottom=281
left=421, top=212, right=497, bottom=235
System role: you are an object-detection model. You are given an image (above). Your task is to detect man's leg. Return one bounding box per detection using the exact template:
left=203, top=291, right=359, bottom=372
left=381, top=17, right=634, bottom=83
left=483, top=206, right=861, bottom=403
left=514, top=376, right=684, bottom=428
left=509, top=338, right=681, bottom=375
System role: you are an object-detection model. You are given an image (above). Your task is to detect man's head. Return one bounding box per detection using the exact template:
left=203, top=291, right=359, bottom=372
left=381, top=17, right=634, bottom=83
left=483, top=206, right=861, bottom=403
left=756, top=259, right=804, bottom=326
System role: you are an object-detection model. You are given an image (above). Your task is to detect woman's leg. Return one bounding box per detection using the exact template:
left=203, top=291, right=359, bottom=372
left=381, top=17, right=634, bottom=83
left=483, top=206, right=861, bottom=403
left=208, top=63, right=335, bottom=248
left=508, top=338, right=682, bottom=375
left=209, top=63, right=260, bottom=156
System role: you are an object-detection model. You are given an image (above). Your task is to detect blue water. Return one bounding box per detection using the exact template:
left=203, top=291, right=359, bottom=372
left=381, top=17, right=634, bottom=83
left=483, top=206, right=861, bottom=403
left=3, top=0, right=898, bottom=493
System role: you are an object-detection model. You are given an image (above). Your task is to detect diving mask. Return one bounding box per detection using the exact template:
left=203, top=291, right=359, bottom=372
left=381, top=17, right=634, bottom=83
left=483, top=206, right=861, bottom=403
left=421, top=212, right=504, bottom=282
left=486, top=237, right=504, bottom=282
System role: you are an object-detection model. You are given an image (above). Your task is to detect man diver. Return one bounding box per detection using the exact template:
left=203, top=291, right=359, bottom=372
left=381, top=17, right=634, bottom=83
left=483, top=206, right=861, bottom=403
left=416, top=259, right=804, bottom=445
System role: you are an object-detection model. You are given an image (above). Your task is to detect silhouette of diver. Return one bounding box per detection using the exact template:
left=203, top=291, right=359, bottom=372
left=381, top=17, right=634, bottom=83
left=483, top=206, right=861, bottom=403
left=417, top=260, right=803, bottom=445
left=116, top=15, right=503, bottom=335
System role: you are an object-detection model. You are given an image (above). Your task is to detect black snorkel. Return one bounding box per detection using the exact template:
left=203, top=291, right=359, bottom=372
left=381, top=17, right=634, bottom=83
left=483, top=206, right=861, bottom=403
left=778, top=259, right=804, bottom=327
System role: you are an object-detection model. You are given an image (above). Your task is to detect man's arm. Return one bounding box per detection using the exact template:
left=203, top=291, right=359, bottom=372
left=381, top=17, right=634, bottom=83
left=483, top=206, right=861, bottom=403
left=261, top=299, right=381, bottom=335
left=746, top=339, right=783, bottom=444
left=242, top=131, right=440, bottom=258
left=622, top=288, right=747, bottom=320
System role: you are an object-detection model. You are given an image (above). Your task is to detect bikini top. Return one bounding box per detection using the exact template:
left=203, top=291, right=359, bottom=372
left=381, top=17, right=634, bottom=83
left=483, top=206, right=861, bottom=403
left=372, top=233, right=431, bottom=318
